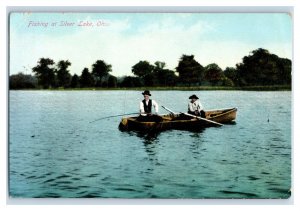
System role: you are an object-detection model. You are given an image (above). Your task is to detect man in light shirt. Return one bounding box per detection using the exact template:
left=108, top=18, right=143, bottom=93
left=139, top=90, right=158, bottom=115
left=188, top=94, right=206, bottom=118
left=138, top=90, right=162, bottom=122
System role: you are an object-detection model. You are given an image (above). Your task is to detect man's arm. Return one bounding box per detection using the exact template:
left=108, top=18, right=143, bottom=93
left=140, top=101, right=145, bottom=114
left=197, top=100, right=204, bottom=111
left=188, top=102, right=194, bottom=112
left=152, top=100, right=159, bottom=113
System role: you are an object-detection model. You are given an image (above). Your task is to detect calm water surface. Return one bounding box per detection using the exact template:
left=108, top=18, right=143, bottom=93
left=9, top=90, right=291, bottom=198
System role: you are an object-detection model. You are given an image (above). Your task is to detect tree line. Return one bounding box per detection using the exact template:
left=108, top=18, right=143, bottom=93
left=9, top=48, right=291, bottom=89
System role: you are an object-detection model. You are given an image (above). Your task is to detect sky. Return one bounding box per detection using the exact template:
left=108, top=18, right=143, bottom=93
left=9, top=12, right=292, bottom=77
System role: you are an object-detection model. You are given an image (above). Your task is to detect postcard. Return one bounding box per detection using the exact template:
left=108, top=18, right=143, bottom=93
left=8, top=11, right=292, bottom=200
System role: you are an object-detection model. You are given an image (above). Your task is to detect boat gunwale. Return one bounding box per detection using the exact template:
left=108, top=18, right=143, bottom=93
left=126, top=116, right=200, bottom=124
left=125, top=107, right=237, bottom=124
left=207, top=107, right=237, bottom=120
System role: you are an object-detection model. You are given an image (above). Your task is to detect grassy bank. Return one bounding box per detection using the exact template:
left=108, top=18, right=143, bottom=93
left=10, top=85, right=291, bottom=91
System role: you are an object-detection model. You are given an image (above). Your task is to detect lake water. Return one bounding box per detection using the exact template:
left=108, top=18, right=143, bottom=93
left=9, top=90, right=291, bottom=199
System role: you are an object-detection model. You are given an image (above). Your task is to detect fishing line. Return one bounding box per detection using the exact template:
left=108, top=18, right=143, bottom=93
left=123, top=88, right=127, bottom=116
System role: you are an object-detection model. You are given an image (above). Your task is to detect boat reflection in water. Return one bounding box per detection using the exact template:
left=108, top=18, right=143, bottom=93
left=122, top=125, right=207, bottom=144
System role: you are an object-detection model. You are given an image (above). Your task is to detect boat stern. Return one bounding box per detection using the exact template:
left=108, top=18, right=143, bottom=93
left=118, top=117, right=129, bottom=131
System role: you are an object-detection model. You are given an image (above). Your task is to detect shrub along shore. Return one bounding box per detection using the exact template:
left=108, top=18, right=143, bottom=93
left=10, top=48, right=291, bottom=90
left=11, top=85, right=291, bottom=91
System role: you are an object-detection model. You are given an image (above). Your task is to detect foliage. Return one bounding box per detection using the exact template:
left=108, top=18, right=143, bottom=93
left=236, top=48, right=291, bottom=86
left=221, top=77, right=234, bottom=87
left=107, top=75, right=118, bottom=88
left=224, top=67, right=239, bottom=85
left=152, top=61, right=177, bottom=86
left=131, top=60, right=178, bottom=87
left=9, top=73, right=37, bottom=89
left=120, top=76, right=143, bottom=87
left=11, top=48, right=291, bottom=90
left=56, top=60, right=72, bottom=88
left=70, top=74, right=80, bottom=88
left=32, top=58, right=56, bottom=89
left=92, top=60, right=112, bottom=87
left=80, top=68, right=94, bottom=87
left=154, top=61, right=166, bottom=70
left=176, top=55, right=205, bottom=86
left=132, top=61, right=154, bottom=78
left=154, top=68, right=178, bottom=86
left=204, top=63, right=224, bottom=86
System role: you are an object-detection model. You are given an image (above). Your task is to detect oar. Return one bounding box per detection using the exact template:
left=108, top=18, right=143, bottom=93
left=161, top=105, right=176, bottom=115
left=162, top=105, right=223, bottom=126
left=89, top=112, right=139, bottom=123
left=181, top=112, right=223, bottom=126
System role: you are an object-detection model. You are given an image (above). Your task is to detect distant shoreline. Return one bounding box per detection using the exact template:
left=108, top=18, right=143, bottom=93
left=9, top=85, right=291, bottom=91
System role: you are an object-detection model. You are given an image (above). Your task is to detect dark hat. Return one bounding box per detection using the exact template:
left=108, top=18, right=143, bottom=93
left=189, top=94, right=199, bottom=99
left=142, top=90, right=151, bottom=96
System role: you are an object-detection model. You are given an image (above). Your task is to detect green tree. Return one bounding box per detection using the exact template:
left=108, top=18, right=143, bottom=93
left=221, top=77, right=234, bottom=87
left=70, top=74, right=80, bottom=88
left=153, top=61, right=177, bottom=86
left=204, top=63, right=224, bottom=86
left=236, top=48, right=291, bottom=86
left=132, top=61, right=154, bottom=78
left=9, top=73, right=37, bottom=89
left=107, top=75, right=117, bottom=88
left=120, top=76, right=142, bottom=87
left=92, top=60, right=112, bottom=87
left=80, top=68, right=94, bottom=87
left=224, top=67, right=238, bottom=86
left=143, top=74, right=155, bottom=86
left=276, top=58, right=291, bottom=85
left=32, top=58, right=55, bottom=88
left=160, top=69, right=178, bottom=86
left=176, top=55, right=204, bottom=86
left=56, top=60, right=72, bottom=88
left=154, top=61, right=166, bottom=70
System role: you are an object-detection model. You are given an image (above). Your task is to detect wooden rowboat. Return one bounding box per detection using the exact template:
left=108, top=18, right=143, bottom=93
left=119, top=107, right=237, bottom=132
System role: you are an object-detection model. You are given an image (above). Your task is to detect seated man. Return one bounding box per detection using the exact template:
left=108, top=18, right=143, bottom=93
left=137, top=90, right=162, bottom=122
left=188, top=94, right=206, bottom=118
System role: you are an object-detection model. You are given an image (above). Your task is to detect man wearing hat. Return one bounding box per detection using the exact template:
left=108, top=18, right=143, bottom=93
left=188, top=94, right=206, bottom=118
left=140, top=90, right=158, bottom=116
left=138, top=90, right=162, bottom=122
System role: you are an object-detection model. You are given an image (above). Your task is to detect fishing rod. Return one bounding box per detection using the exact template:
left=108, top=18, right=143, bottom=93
left=89, top=112, right=139, bottom=123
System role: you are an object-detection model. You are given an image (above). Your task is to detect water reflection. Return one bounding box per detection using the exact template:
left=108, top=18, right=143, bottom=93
left=123, top=131, right=161, bottom=165
left=124, top=127, right=207, bottom=142
left=126, top=129, right=208, bottom=164
left=224, top=121, right=237, bottom=125
left=137, top=131, right=160, bottom=143
left=143, top=139, right=160, bottom=166
left=189, top=133, right=204, bottom=150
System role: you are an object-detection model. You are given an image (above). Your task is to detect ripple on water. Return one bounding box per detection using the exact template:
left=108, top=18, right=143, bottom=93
left=58, top=185, right=78, bottom=191
left=56, top=174, right=71, bottom=179
left=37, top=192, right=61, bottom=198
left=26, top=175, right=37, bottom=179
left=113, top=187, right=138, bottom=192
left=268, top=187, right=291, bottom=195
left=248, top=175, right=260, bottom=181
left=43, top=178, right=56, bottom=184
left=219, top=190, right=258, bottom=198
left=79, top=193, right=99, bottom=198
left=87, top=173, right=100, bottom=178
left=261, top=171, right=270, bottom=175
left=9, top=91, right=291, bottom=198
left=71, top=177, right=81, bottom=181
left=55, top=180, right=73, bottom=185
